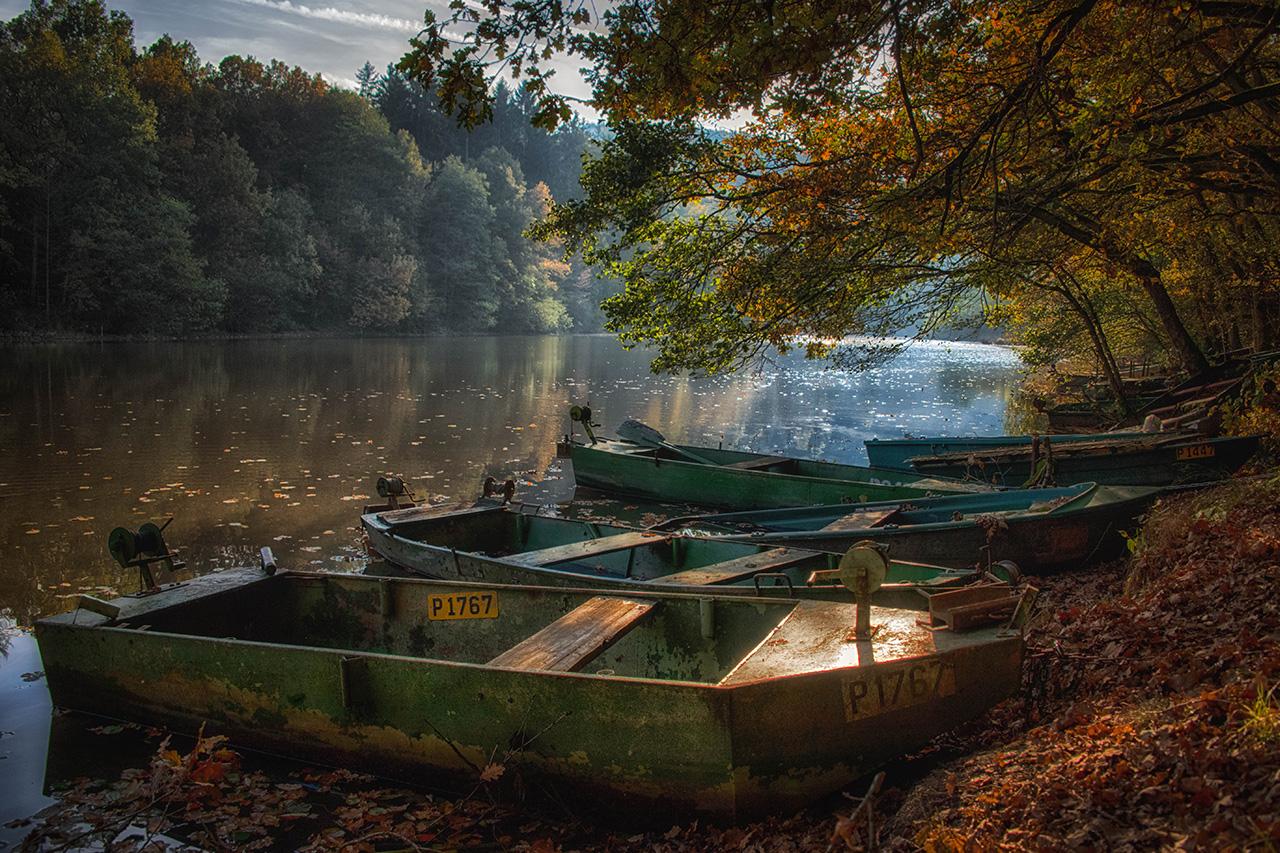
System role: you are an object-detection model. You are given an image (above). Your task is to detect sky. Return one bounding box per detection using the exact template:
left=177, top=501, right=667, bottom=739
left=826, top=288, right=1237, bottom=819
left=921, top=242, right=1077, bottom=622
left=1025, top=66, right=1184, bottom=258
left=0, top=0, right=595, bottom=102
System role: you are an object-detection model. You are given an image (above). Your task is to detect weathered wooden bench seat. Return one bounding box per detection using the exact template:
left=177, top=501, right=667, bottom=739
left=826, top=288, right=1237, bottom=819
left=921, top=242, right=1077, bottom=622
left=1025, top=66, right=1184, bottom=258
left=514, top=531, right=671, bottom=566
left=488, top=596, right=656, bottom=672
left=819, top=507, right=903, bottom=532
left=658, top=548, right=812, bottom=586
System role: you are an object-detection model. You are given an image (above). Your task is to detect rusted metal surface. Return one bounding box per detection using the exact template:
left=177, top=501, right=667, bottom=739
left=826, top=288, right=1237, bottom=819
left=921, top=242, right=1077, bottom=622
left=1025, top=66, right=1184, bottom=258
left=927, top=584, right=1022, bottom=630
left=36, top=569, right=1024, bottom=819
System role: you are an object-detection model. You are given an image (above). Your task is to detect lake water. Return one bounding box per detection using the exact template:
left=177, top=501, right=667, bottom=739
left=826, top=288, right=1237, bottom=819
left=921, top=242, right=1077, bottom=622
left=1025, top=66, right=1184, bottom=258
left=0, top=334, right=1024, bottom=627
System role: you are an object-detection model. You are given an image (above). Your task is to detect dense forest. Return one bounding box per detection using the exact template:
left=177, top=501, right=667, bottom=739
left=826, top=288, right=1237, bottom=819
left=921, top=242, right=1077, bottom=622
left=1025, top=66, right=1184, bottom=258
left=0, top=0, right=616, bottom=336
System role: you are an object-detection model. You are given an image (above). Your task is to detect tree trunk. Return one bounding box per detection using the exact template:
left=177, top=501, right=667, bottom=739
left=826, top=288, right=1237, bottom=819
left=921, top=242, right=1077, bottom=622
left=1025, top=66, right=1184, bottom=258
left=1054, top=283, right=1132, bottom=415
left=44, top=188, right=51, bottom=324
left=1134, top=267, right=1211, bottom=374
left=1016, top=203, right=1212, bottom=374
left=31, top=209, right=39, bottom=303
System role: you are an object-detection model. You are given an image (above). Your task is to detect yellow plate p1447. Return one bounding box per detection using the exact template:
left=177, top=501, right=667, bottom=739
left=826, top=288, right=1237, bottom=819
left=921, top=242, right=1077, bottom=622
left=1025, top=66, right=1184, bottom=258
left=427, top=591, right=499, bottom=621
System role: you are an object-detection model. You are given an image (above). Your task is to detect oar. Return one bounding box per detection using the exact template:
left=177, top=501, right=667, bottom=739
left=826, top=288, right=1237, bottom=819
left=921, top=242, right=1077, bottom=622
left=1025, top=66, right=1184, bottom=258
left=615, top=419, right=721, bottom=465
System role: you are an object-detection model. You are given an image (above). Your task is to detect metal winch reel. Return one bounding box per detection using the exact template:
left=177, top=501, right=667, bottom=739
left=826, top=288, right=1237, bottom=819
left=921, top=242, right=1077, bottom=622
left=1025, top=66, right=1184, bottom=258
left=376, top=475, right=415, bottom=510
left=568, top=404, right=599, bottom=444
left=806, top=540, right=888, bottom=641
left=107, top=518, right=187, bottom=595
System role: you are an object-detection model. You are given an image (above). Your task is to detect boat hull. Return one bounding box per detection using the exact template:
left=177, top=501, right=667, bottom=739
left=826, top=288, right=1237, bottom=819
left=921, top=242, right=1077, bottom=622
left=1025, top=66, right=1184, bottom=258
left=908, top=435, right=1260, bottom=487
left=864, top=433, right=1149, bottom=472
left=719, top=490, right=1155, bottom=572
left=361, top=505, right=985, bottom=610
left=572, top=440, right=984, bottom=510
left=36, top=569, right=1022, bottom=819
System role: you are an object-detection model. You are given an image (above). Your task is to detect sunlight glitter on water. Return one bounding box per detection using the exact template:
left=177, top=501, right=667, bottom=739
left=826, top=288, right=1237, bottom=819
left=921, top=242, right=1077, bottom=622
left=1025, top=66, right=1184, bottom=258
left=0, top=335, right=1023, bottom=625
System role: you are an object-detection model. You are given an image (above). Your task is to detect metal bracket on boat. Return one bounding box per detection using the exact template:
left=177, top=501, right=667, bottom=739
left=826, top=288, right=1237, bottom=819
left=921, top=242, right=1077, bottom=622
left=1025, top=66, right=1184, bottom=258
left=482, top=476, right=517, bottom=504
left=339, top=655, right=369, bottom=718
left=806, top=541, right=888, bottom=641
left=752, top=572, right=795, bottom=597
left=260, top=546, right=278, bottom=576
left=107, top=519, right=187, bottom=596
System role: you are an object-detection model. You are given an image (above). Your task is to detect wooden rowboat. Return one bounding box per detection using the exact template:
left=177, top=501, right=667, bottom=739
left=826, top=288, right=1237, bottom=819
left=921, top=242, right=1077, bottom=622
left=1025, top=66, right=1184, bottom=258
left=657, top=482, right=1160, bottom=573
left=36, top=566, right=1026, bottom=818
left=362, top=502, right=1010, bottom=609
left=906, top=434, right=1260, bottom=487
left=569, top=433, right=989, bottom=511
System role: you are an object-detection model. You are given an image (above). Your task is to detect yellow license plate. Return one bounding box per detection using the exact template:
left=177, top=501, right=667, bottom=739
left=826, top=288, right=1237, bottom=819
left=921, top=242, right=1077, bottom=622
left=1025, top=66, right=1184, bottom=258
left=427, top=591, right=499, bottom=621
left=1176, top=444, right=1215, bottom=461
left=841, top=658, right=956, bottom=723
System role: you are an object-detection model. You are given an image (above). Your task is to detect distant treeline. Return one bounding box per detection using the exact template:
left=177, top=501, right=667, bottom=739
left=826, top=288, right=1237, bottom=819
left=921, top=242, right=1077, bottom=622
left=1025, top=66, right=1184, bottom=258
left=0, top=0, right=616, bottom=336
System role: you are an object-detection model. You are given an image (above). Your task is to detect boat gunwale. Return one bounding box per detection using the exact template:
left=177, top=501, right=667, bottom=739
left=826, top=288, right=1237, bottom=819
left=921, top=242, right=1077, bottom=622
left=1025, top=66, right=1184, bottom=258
left=907, top=433, right=1261, bottom=467
left=658, top=483, right=1100, bottom=529
left=360, top=510, right=998, bottom=600
left=36, top=569, right=1007, bottom=691
left=705, top=485, right=1157, bottom=545
left=574, top=440, right=984, bottom=493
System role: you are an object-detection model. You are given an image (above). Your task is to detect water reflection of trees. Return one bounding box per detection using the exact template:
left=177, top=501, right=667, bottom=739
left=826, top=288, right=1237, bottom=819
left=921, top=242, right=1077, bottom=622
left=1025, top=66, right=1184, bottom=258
left=0, top=337, right=1022, bottom=624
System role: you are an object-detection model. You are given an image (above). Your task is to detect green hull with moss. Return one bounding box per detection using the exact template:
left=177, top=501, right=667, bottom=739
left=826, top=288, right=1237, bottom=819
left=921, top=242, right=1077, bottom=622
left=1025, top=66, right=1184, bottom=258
left=36, top=568, right=1022, bottom=819
left=570, top=439, right=988, bottom=510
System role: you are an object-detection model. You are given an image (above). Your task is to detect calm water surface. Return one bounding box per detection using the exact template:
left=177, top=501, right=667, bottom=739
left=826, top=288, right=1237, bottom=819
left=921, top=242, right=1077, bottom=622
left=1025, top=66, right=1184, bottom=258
left=0, top=335, right=1023, bottom=625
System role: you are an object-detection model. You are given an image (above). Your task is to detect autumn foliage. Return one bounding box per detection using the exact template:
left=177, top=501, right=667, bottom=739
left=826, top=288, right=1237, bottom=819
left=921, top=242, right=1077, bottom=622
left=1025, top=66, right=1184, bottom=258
left=408, top=1, right=1280, bottom=377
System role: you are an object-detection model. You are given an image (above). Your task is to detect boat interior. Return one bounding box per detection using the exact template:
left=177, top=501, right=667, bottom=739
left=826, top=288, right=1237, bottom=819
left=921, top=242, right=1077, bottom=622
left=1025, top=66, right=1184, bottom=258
left=374, top=504, right=830, bottom=584
left=103, top=571, right=827, bottom=684
left=677, top=484, right=1099, bottom=534
left=599, top=439, right=936, bottom=483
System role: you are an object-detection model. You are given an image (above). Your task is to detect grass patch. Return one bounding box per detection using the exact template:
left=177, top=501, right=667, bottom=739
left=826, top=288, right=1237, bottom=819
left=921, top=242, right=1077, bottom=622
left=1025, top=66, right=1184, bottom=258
left=1241, top=680, right=1280, bottom=744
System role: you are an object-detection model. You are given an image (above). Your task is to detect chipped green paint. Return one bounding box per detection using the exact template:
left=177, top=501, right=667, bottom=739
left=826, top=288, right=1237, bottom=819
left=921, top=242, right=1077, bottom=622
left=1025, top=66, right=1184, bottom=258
left=571, top=439, right=987, bottom=509
left=36, top=568, right=1022, bottom=818
left=363, top=503, right=996, bottom=609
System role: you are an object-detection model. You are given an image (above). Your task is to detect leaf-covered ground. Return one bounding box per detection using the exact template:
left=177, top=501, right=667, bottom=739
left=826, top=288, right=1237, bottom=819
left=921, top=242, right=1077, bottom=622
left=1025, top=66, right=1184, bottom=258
left=13, top=473, right=1280, bottom=851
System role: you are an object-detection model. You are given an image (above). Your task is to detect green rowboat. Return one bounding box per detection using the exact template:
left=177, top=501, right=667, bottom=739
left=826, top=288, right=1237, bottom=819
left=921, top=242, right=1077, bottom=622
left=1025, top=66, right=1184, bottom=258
left=864, top=432, right=1151, bottom=472
left=362, top=502, right=1009, bottom=609
left=659, top=482, right=1160, bottom=573
left=36, top=567, right=1025, bottom=818
left=907, top=434, right=1260, bottom=487
left=569, top=434, right=989, bottom=511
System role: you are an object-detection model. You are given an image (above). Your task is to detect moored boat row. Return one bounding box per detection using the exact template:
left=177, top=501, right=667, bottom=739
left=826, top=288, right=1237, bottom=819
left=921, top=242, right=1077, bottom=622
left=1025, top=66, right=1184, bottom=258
left=34, top=374, right=1262, bottom=821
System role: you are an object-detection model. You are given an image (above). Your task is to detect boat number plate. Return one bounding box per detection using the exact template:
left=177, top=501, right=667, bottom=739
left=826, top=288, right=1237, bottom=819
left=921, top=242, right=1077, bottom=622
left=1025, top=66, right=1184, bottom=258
left=427, top=592, right=499, bottom=621
left=841, top=658, right=956, bottom=723
left=1175, top=444, right=1215, bottom=461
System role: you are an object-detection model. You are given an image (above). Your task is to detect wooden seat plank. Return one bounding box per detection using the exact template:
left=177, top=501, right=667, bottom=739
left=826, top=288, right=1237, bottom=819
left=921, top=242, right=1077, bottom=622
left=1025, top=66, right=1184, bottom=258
left=658, top=548, right=812, bottom=586
left=515, top=531, right=670, bottom=566
left=374, top=503, right=501, bottom=526
left=820, top=507, right=903, bottom=532
left=724, top=455, right=792, bottom=470
left=488, top=596, right=656, bottom=672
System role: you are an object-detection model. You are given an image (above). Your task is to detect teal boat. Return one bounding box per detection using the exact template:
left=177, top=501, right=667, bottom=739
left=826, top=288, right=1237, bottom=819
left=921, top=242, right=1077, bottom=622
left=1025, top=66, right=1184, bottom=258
left=659, top=483, right=1160, bottom=573
left=37, top=565, right=1026, bottom=818
left=568, top=421, right=989, bottom=511
left=362, top=502, right=1009, bottom=609
left=907, top=434, right=1260, bottom=487
left=864, top=432, right=1151, bottom=472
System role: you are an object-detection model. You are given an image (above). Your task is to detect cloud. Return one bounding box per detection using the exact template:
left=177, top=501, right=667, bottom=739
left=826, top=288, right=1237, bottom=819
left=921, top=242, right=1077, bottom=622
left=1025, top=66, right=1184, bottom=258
left=231, top=0, right=421, bottom=33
